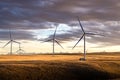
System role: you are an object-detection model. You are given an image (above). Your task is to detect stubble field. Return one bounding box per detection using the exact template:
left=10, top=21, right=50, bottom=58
left=0, top=53, right=120, bottom=80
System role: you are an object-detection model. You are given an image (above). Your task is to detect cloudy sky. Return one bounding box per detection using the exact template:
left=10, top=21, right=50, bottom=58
left=0, top=0, right=120, bottom=54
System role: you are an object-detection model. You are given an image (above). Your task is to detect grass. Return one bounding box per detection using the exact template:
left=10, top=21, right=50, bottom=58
left=0, top=53, right=119, bottom=80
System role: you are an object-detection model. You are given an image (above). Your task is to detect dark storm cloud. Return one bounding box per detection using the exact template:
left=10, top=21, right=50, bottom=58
left=55, top=0, right=120, bottom=21
left=0, top=30, right=36, bottom=40
left=0, top=0, right=120, bottom=44
left=0, top=0, right=60, bottom=30
left=45, top=21, right=120, bottom=46
left=0, top=0, right=120, bottom=29
left=87, top=21, right=120, bottom=46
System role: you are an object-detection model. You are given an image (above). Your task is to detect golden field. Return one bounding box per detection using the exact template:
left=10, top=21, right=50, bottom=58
left=0, top=53, right=120, bottom=80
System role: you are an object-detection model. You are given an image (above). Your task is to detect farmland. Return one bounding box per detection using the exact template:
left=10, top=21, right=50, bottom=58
left=0, top=53, right=119, bottom=80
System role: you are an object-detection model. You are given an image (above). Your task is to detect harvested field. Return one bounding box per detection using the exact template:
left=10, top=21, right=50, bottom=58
left=0, top=53, right=120, bottom=80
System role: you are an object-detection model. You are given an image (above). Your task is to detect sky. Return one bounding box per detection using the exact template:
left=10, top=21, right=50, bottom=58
left=0, top=0, right=120, bottom=54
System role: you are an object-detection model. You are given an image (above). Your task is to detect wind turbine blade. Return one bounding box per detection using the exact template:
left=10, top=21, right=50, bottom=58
left=77, top=16, right=85, bottom=33
left=53, top=26, right=58, bottom=39
left=86, top=32, right=104, bottom=36
left=21, top=49, right=25, bottom=52
left=93, top=33, right=104, bottom=36
left=72, top=34, right=84, bottom=49
left=3, top=41, right=11, bottom=48
left=12, top=40, right=20, bottom=44
left=9, top=29, right=12, bottom=40
left=55, top=40, right=64, bottom=49
left=43, top=39, right=53, bottom=42
left=16, top=49, right=25, bottom=53
left=86, top=32, right=96, bottom=35
left=16, top=50, right=19, bottom=53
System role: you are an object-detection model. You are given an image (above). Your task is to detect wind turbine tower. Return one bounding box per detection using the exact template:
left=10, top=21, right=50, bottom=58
left=16, top=43, right=25, bottom=54
left=73, top=17, right=103, bottom=61
left=3, top=29, right=19, bottom=55
left=45, top=26, right=64, bottom=55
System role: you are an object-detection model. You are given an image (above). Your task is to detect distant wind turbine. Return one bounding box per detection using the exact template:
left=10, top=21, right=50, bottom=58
left=44, top=26, right=64, bottom=55
left=16, top=43, right=25, bottom=54
left=3, top=29, right=19, bottom=55
left=73, top=17, right=103, bottom=61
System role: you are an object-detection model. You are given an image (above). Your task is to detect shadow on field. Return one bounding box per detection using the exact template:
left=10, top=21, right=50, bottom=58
left=0, top=61, right=119, bottom=80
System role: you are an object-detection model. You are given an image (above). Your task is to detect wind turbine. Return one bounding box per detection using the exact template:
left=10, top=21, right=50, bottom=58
left=3, top=29, right=19, bottom=55
left=16, top=43, right=25, bottom=54
left=73, top=17, right=103, bottom=61
left=45, top=26, right=64, bottom=55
